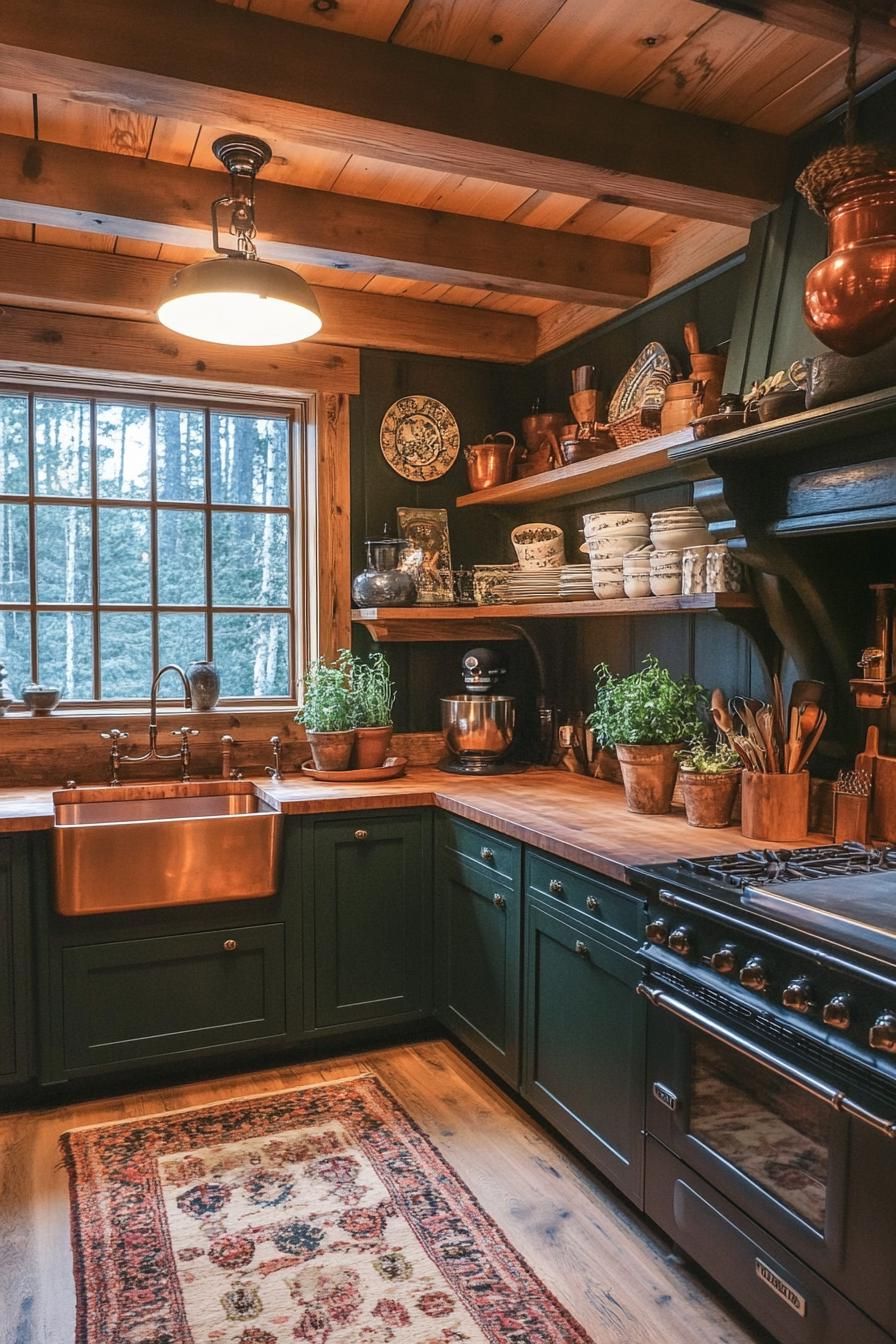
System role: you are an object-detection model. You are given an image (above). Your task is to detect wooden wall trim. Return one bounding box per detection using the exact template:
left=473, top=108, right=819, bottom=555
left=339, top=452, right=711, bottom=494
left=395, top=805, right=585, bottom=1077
left=0, top=0, right=787, bottom=225
left=313, top=393, right=352, bottom=664
left=0, top=133, right=650, bottom=307
left=0, top=237, right=538, bottom=365
left=0, top=305, right=360, bottom=396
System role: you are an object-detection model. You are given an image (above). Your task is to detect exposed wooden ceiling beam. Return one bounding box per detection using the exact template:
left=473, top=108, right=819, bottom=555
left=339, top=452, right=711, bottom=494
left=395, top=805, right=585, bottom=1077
left=0, top=135, right=649, bottom=308
left=0, top=0, right=787, bottom=225
left=0, top=304, right=360, bottom=394
left=0, top=238, right=539, bottom=364
left=693, top=1, right=896, bottom=56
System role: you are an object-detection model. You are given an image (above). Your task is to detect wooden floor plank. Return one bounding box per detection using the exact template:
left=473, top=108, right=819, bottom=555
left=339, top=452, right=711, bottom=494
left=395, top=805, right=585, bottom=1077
left=0, top=1038, right=765, bottom=1343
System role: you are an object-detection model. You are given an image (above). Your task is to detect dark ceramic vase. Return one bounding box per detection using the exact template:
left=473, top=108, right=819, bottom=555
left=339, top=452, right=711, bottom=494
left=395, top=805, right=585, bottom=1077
left=186, top=660, right=221, bottom=710
left=352, top=538, right=417, bottom=607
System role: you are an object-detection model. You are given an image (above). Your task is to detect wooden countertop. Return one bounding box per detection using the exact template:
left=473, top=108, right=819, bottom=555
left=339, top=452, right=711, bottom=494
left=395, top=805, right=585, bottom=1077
left=3, top=768, right=821, bottom=885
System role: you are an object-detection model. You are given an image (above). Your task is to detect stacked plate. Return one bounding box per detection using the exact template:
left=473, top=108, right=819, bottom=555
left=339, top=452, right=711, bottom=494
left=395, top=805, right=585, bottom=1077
left=558, top=564, right=595, bottom=600
left=498, top=569, right=563, bottom=603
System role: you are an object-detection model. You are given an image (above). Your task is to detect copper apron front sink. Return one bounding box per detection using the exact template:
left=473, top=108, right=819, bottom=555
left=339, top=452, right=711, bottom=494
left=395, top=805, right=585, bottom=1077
left=52, top=781, right=283, bottom=916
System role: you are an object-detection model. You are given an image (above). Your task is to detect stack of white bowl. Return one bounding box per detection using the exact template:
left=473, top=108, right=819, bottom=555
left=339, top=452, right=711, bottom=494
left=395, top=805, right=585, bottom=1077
left=582, top=511, right=650, bottom=600
left=647, top=507, right=712, bottom=597
left=622, top=546, right=652, bottom=598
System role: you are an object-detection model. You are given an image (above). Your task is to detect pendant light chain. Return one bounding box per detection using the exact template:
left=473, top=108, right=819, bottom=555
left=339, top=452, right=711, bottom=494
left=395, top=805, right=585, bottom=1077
left=843, top=2, right=861, bottom=148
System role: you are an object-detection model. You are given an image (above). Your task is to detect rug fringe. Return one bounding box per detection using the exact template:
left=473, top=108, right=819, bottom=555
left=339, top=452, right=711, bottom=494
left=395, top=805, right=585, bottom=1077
left=59, top=1071, right=379, bottom=1137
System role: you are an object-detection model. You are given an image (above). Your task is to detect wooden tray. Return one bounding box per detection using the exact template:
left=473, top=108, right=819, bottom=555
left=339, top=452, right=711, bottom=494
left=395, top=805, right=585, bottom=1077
left=301, top=755, right=408, bottom=783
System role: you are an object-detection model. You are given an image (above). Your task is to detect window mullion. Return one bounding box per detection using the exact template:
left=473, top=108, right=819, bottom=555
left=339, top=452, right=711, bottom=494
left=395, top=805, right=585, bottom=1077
left=90, top=397, right=101, bottom=700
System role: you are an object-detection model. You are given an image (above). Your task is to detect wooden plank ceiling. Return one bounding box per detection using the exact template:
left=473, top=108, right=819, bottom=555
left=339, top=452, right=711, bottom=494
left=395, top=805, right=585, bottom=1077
left=0, top=0, right=890, bottom=364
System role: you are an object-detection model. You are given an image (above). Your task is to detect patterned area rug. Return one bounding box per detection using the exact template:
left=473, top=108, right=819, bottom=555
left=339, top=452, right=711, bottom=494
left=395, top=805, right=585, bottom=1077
left=61, top=1074, right=592, bottom=1343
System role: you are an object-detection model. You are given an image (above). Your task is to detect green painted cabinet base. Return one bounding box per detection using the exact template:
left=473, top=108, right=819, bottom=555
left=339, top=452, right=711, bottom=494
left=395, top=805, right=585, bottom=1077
left=0, top=837, right=32, bottom=1087
left=435, top=855, right=520, bottom=1086
left=522, top=899, right=646, bottom=1207
left=304, top=810, right=432, bottom=1033
left=60, top=923, right=287, bottom=1073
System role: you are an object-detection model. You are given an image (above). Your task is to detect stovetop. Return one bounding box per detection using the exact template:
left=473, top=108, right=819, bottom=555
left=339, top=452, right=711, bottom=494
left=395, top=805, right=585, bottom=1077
left=679, top=842, right=896, bottom=887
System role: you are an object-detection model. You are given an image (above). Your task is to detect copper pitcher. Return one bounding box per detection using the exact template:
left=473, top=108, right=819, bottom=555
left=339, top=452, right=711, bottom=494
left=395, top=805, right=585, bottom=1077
left=518, top=410, right=565, bottom=478
left=464, top=431, right=517, bottom=491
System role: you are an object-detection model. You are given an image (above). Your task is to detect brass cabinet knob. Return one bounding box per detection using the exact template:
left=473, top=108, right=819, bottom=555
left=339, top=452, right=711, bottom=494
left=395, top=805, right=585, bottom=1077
left=492, top=892, right=506, bottom=909
left=354, top=829, right=368, bottom=841
left=574, top=940, right=589, bottom=957
left=585, top=895, right=599, bottom=912
left=548, top=878, right=564, bottom=895
left=223, top=939, right=238, bottom=952
left=480, top=846, right=494, bottom=862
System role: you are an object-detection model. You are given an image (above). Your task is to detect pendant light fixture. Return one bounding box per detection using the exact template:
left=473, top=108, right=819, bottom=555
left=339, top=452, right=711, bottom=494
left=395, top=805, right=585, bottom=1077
left=157, top=134, right=322, bottom=346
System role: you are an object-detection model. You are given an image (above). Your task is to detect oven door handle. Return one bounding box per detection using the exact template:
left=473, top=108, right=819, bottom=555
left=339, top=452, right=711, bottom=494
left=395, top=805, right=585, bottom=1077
left=637, top=982, right=896, bottom=1140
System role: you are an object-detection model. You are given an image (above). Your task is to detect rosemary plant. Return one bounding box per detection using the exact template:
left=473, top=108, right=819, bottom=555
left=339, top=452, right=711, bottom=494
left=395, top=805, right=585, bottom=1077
left=351, top=651, right=396, bottom=728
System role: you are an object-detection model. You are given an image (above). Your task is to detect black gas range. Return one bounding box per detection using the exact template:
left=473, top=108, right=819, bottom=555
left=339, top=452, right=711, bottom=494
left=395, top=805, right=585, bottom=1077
left=631, top=843, right=896, bottom=1344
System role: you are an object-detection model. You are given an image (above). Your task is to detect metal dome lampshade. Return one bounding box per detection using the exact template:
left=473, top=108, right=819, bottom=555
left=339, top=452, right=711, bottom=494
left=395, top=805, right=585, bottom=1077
left=157, top=134, right=322, bottom=346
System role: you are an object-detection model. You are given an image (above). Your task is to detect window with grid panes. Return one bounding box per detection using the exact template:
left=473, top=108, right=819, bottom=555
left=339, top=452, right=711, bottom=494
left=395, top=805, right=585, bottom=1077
left=0, top=391, right=299, bottom=704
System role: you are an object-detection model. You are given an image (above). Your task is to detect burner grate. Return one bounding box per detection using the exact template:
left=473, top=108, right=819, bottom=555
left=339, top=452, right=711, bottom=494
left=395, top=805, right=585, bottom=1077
left=679, top=843, right=896, bottom=888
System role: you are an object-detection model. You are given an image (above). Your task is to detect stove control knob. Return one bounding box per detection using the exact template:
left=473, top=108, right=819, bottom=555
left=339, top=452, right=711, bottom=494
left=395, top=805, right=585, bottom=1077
left=645, top=918, right=670, bottom=946
left=782, top=977, right=815, bottom=1014
left=739, top=957, right=769, bottom=993
left=710, top=944, right=739, bottom=975
left=667, top=925, right=695, bottom=957
left=822, top=994, right=852, bottom=1030
left=869, top=1011, right=896, bottom=1052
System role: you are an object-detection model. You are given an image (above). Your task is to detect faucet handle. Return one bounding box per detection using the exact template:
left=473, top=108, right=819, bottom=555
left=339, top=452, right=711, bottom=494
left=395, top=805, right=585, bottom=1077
left=172, top=726, right=200, bottom=738
left=101, top=729, right=129, bottom=742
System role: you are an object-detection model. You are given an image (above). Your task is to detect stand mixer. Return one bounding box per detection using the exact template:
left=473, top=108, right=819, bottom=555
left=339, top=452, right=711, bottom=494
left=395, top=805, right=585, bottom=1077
left=439, top=647, right=526, bottom=775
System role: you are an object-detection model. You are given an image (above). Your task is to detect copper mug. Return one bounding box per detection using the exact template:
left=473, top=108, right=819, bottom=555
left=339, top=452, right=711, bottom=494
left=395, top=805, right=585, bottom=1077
left=464, top=431, right=517, bottom=491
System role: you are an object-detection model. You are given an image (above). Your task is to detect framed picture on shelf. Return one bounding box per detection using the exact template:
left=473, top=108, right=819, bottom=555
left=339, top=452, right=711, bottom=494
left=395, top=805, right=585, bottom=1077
left=396, top=506, right=453, bottom=605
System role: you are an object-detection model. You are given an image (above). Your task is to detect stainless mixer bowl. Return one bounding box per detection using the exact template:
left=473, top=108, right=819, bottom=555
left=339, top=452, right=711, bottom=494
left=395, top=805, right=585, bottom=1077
left=441, top=694, right=515, bottom=764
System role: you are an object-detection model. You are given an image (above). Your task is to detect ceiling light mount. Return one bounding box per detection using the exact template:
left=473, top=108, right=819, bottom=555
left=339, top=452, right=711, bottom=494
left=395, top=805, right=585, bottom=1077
left=156, top=131, right=322, bottom=346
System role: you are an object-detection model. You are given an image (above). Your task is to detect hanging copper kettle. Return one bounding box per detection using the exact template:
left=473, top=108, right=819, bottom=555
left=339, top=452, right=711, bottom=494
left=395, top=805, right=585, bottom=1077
left=803, top=171, right=896, bottom=356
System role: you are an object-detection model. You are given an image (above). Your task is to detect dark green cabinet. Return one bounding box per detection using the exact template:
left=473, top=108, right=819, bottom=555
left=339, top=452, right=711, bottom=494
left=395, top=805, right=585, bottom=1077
left=0, top=837, right=32, bottom=1086
left=435, top=854, right=521, bottom=1085
left=522, top=899, right=646, bottom=1206
left=60, top=922, right=287, bottom=1073
left=304, top=810, right=432, bottom=1032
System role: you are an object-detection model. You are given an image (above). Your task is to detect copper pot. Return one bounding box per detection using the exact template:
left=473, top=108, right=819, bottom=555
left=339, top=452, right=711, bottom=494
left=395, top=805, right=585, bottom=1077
left=558, top=432, right=614, bottom=464
left=804, top=172, right=896, bottom=356
left=518, top=410, right=565, bottom=478
left=660, top=379, right=705, bottom=435
left=464, top=432, right=517, bottom=491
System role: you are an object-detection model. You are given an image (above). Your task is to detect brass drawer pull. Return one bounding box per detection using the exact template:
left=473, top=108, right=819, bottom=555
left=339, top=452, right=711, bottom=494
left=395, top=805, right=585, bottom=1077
left=574, top=940, right=589, bottom=957
left=492, top=892, right=506, bottom=910
left=548, top=878, right=564, bottom=895
left=586, top=895, right=599, bottom=912
left=223, top=939, right=238, bottom=952
left=480, top=846, right=494, bottom=862
left=354, top=829, right=369, bottom=841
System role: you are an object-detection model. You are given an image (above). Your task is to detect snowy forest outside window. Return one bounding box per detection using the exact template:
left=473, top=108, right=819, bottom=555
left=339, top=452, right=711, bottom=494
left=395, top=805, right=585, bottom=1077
left=0, top=391, right=298, bottom=703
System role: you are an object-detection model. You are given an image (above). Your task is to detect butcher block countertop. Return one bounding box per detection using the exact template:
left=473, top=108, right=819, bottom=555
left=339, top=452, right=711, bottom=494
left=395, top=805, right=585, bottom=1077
left=0, top=768, right=821, bottom=885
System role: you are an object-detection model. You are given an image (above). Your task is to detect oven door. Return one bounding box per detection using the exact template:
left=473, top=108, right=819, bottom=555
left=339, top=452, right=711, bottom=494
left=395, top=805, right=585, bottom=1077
left=640, top=978, right=896, bottom=1332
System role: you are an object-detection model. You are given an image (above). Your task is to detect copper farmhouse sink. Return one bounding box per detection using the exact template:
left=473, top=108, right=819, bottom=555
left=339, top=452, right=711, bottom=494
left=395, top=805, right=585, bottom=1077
left=52, top=781, right=283, bottom=916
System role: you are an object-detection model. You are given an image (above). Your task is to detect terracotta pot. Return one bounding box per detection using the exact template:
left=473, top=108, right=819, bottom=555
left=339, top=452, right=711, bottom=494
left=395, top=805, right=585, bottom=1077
left=740, top=770, right=809, bottom=842
left=615, top=742, right=684, bottom=815
left=307, top=729, right=356, bottom=771
left=679, top=769, right=741, bottom=828
left=660, top=379, right=705, bottom=435
left=804, top=172, right=896, bottom=356
left=352, top=725, right=393, bottom=769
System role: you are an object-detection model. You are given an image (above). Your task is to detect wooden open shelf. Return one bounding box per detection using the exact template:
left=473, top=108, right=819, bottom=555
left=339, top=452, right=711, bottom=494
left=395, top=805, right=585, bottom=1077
left=454, top=427, right=696, bottom=509
left=353, top=592, right=757, bottom=641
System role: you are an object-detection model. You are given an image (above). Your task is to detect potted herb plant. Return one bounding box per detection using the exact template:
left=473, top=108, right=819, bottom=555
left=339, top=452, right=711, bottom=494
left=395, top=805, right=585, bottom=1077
left=586, top=656, right=706, bottom=814
left=351, top=651, right=397, bottom=769
left=296, top=650, right=356, bottom=771
left=677, top=738, right=741, bottom=828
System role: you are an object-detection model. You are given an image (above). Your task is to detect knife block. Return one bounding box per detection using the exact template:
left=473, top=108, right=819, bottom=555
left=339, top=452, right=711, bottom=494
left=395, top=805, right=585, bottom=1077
left=740, top=771, right=809, bottom=842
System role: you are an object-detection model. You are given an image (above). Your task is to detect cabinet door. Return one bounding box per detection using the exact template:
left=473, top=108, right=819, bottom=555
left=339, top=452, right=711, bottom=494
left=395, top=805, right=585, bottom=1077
left=0, top=837, right=31, bottom=1083
left=307, top=812, right=431, bottom=1030
left=523, top=900, right=646, bottom=1205
left=61, top=923, right=286, bottom=1072
left=435, top=856, right=520, bottom=1085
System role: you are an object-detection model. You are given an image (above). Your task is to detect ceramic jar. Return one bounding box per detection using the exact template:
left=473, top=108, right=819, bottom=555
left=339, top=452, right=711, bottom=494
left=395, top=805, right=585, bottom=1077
left=186, top=660, right=221, bottom=710
left=705, top=545, right=744, bottom=593
left=681, top=546, right=709, bottom=595
left=352, top=537, right=417, bottom=607
left=511, top=523, right=565, bottom=569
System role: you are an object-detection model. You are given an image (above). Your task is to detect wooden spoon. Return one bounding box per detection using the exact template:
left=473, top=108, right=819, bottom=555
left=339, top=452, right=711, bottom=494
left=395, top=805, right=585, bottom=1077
left=756, top=704, right=779, bottom=774
left=793, top=709, right=827, bottom=774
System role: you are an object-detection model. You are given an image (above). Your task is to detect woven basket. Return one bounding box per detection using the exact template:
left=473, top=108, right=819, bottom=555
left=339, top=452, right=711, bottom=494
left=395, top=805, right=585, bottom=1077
left=610, top=408, right=662, bottom=448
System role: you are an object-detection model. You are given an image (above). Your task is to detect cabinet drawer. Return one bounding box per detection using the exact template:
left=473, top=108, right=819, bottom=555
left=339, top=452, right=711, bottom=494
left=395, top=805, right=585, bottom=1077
left=438, top=814, right=520, bottom=887
left=61, top=923, right=286, bottom=1072
left=526, top=851, right=643, bottom=947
